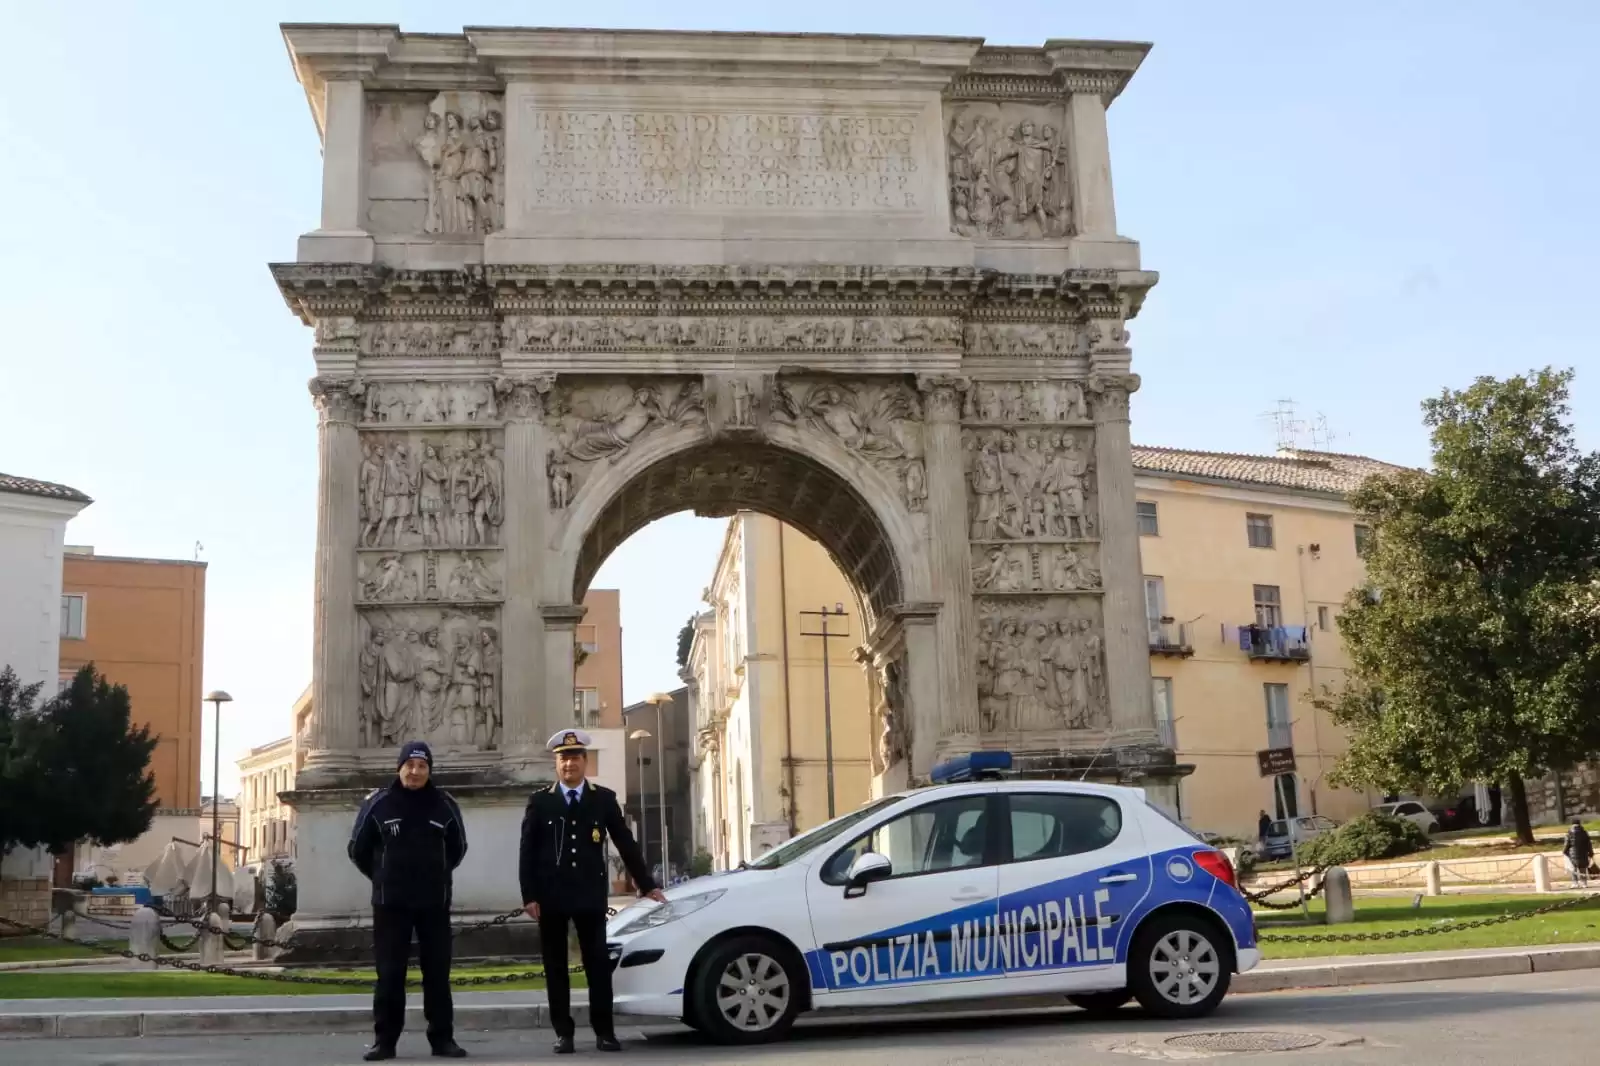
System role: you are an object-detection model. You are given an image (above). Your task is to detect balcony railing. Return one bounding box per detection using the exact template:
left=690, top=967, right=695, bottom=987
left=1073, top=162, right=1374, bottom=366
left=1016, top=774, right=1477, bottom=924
left=1148, top=620, right=1194, bottom=657
left=1236, top=623, right=1311, bottom=663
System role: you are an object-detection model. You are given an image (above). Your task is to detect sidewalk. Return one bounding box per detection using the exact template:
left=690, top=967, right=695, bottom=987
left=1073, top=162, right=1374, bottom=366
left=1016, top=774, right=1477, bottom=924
left=4, top=941, right=1599, bottom=1039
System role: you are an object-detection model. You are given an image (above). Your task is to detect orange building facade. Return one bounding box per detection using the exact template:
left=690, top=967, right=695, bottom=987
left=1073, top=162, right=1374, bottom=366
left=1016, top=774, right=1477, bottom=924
left=59, top=548, right=206, bottom=810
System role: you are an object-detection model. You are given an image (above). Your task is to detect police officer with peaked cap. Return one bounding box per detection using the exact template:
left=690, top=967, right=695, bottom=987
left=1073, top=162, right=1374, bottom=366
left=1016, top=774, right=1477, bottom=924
left=519, top=728, right=664, bottom=1053
left=348, top=741, right=469, bottom=1061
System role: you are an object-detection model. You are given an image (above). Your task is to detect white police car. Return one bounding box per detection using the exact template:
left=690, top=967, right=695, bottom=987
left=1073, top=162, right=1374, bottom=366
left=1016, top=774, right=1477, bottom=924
left=604, top=752, right=1260, bottom=1044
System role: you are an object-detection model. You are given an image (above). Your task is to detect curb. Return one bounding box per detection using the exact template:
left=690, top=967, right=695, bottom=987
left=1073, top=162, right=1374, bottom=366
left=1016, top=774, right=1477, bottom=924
left=5, top=946, right=1600, bottom=1040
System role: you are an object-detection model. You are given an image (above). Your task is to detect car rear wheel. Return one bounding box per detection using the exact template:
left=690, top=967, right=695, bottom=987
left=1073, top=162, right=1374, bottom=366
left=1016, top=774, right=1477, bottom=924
left=1128, top=913, right=1232, bottom=1020
left=1067, top=989, right=1133, bottom=1017
left=690, top=935, right=802, bottom=1045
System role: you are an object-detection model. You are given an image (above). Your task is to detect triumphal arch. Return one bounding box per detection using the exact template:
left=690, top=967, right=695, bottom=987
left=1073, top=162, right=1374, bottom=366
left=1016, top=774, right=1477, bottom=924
left=273, top=23, right=1169, bottom=951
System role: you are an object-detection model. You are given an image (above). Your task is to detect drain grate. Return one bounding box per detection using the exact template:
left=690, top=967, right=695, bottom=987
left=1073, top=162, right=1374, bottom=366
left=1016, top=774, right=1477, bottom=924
left=1165, top=1031, right=1325, bottom=1054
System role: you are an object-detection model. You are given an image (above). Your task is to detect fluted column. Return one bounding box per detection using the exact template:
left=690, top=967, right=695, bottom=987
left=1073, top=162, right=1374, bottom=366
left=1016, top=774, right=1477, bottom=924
left=541, top=604, right=586, bottom=751
left=499, top=374, right=555, bottom=779
left=916, top=375, right=977, bottom=745
left=302, top=378, right=362, bottom=785
left=1091, top=369, right=1157, bottom=743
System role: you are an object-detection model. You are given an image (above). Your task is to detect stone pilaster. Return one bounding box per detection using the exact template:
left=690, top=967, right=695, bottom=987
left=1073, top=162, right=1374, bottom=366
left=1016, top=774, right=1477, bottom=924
left=302, top=377, right=362, bottom=785
left=1090, top=369, right=1157, bottom=743
left=1066, top=91, right=1118, bottom=239
left=499, top=374, right=555, bottom=779
left=541, top=604, right=587, bottom=751
left=915, top=375, right=976, bottom=745
left=899, top=608, right=943, bottom=784
left=318, top=78, right=368, bottom=234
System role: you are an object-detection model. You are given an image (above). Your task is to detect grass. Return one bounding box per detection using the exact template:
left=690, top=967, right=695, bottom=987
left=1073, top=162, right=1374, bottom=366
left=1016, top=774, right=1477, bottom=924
left=1255, top=892, right=1600, bottom=960
left=0, top=937, right=128, bottom=963
left=0, top=962, right=584, bottom=1000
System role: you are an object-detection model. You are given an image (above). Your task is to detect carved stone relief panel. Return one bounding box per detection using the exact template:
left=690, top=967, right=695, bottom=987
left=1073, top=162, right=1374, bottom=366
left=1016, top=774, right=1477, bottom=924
left=359, top=430, right=505, bottom=550
left=368, top=91, right=504, bottom=236
left=544, top=378, right=708, bottom=498
left=946, top=101, right=1073, bottom=239
left=357, top=549, right=504, bottom=606
left=354, top=378, right=502, bottom=425
left=358, top=607, right=502, bottom=751
left=964, top=427, right=1096, bottom=542
left=507, top=315, right=963, bottom=353
left=975, top=596, right=1107, bottom=733
left=769, top=376, right=926, bottom=512
left=971, top=542, right=1101, bottom=594
left=362, top=320, right=501, bottom=359
left=964, top=322, right=1089, bottom=359
left=962, top=379, right=1091, bottom=424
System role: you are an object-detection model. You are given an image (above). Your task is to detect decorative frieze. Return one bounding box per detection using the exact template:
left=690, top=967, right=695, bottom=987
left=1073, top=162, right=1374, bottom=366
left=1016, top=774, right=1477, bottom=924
left=506, top=314, right=963, bottom=353
left=354, top=378, right=502, bottom=425
left=357, top=549, right=504, bottom=606
left=963, top=379, right=1091, bottom=424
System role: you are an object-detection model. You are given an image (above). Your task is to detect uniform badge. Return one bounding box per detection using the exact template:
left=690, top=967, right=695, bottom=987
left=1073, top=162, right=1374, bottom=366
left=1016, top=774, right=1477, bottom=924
left=592, top=828, right=601, bottom=843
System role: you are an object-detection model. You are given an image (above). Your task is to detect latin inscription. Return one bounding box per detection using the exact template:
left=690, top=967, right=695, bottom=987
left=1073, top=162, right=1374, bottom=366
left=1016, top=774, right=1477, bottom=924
left=526, top=109, right=924, bottom=211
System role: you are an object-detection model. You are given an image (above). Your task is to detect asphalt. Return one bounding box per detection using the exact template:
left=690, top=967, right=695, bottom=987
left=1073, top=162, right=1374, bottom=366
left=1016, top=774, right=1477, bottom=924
left=6, top=966, right=1600, bottom=1064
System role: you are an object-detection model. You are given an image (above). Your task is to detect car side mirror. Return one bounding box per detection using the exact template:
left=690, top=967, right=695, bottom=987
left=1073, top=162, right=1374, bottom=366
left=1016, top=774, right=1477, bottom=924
left=843, top=851, right=891, bottom=898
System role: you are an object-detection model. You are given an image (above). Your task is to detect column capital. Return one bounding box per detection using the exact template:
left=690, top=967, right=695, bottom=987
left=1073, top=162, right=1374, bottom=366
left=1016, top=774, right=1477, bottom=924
left=308, top=376, right=361, bottom=425
left=1089, top=372, right=1140, bottom=421
left=915, top=375, right=969, bottom=421
left=494, top=373, right=557, bottom=422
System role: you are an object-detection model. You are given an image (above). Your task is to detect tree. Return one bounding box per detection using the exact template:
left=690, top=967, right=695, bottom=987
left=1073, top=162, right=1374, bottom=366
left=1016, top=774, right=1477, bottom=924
left=1316, top=367, right=1600, bottom=844
left=676, top=615, right=697, bottom=669
left=0, top=663, right=159, bottom=855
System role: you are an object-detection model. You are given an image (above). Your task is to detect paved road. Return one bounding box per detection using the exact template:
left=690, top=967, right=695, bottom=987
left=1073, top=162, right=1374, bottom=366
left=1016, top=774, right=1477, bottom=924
left=9, top=968, right=1600, bottom=1064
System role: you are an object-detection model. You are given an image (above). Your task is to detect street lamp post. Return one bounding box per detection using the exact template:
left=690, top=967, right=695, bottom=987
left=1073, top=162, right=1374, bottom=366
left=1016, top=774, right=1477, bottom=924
left=798, top=605, right=849, bottom=819
left=203, top=690, right=233, bottom=916
left=646, top=692, right=674, bottom=881
left=628, top=728, right=652, bottom=881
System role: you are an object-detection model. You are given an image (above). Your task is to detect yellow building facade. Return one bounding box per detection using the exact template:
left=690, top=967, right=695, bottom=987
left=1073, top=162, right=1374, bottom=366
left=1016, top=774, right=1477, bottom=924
left=684, top=514, right=874, bottom=870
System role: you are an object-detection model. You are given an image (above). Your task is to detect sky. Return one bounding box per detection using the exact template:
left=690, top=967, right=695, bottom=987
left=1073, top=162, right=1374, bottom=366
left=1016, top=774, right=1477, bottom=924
left=1, top=2, right=1594, bottom=797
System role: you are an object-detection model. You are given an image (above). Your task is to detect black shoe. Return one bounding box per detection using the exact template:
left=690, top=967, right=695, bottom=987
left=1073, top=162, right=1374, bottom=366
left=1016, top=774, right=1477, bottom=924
left=431, top=1040, right=468, bottom=1058
left=596, top=1035, right=622, bottom=1052
left=363, top=1046, right=397, bottom=1062
left=553, top=1034, right=575, bottom=1054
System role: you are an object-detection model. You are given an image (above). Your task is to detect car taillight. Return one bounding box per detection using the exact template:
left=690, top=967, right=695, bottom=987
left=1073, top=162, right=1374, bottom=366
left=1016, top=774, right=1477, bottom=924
left=1193, top=849, right=1236, bottom=888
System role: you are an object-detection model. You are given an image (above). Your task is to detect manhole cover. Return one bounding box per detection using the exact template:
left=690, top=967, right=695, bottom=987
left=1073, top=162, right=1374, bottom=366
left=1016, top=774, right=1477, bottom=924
left=1165, top=1031, right=1325, bottom=1053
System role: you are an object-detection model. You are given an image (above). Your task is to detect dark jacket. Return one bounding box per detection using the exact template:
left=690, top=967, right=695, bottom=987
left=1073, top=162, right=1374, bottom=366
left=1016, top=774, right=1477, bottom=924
left=519, top=782, right=653, bottom=914
left=1566, top=824, right=1594, bottom=865
left=348, top=781, right=468, bottom=910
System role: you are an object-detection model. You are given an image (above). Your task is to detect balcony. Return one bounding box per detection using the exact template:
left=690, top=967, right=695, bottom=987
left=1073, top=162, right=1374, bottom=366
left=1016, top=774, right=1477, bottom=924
left=1236, top=624, right=1311, bottom=663
left=1148, top=620, right=1194, bottom=657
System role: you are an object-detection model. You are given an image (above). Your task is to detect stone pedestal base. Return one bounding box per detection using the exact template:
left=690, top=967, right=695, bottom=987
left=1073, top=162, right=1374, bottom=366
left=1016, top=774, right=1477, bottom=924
left=281, top=779, right=550, bottom=963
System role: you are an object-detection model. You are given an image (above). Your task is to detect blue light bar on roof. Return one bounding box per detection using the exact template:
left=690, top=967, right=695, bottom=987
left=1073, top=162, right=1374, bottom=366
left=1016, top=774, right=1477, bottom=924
left=929, top=750, right=1013, bottom=784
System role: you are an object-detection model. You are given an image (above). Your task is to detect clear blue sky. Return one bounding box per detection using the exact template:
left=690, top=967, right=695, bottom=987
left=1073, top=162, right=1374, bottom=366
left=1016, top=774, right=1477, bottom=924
left=2, top=2, right=1593, bottom=795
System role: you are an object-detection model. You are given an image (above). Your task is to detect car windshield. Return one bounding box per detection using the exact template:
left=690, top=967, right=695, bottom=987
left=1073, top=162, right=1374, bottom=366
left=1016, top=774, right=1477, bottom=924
left=1268, top=820, right=1289, bottom=836
left=746, top=796, right=904, bottom=869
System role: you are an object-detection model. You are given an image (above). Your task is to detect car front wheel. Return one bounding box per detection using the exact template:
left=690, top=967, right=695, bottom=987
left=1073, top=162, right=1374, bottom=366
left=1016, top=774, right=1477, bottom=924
left=1128, top=913, right=1232, bottom=1019
left=690, top=935, right=802, bottom=1045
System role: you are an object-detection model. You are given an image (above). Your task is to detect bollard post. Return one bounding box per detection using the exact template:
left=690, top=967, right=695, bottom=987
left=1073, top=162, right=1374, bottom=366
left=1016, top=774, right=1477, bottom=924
left=129, top=907, right=161, bottom=970
left=252, top=913, right=278, bottom=962
left=1425, top=861, right=1442, bottom=896
left=1533, top=854, right=1551, bottom=893
left=60, top=908, right=78, bottom=941
left=1323, top=866, right=1355, bottom=925
left=197, top=910, right=227, bottom=966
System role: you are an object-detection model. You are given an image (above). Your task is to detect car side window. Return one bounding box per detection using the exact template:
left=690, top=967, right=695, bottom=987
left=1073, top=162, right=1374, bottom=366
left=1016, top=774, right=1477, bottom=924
left=821, top=795, right=990, bottom=884
left=1005, top=792, right=1122, bottom=864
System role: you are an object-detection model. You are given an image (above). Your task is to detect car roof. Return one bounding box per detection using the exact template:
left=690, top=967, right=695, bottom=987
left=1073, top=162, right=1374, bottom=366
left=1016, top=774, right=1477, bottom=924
left=890, top=778, right=1151, bottom=805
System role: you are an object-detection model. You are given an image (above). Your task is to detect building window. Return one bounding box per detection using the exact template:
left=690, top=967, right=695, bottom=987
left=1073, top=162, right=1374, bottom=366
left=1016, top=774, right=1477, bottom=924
left=1136, top=501, right=1159, bottom=537
left=1317, top=605, right=1331, bottom=631
left=575, top=624, right=599, bottom=655
left=1264, top=683, right=1292, bottom=749
left=60, top=594, right=85, bottom=639
left=1246, top=513, right=1275, bottom=549
left=1152, top=678, right=1176, bottom=749
left=1143, top=576, right=1166, bottom=643
left=1354, top=524, right=1372, bottom=557
left=1253, top=584, right=1283, bottom=628
left=573, top=687, right=601, bottom=727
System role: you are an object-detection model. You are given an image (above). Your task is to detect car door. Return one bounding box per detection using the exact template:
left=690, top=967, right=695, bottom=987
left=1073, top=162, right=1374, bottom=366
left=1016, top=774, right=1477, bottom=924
left=991, top=789, right=1151, bottom=994
left=803, top=789, right=1003, bottom=1007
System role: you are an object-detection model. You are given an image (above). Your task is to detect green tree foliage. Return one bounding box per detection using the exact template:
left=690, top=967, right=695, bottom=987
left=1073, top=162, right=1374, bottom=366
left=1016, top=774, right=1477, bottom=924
left=0, top=663, right=159, bottom=855
left=1298, top=812, right=1431, bottom=867
left=1316, top=368, right=1600, bottom=843
left=676, top=615, right=697, bottom=669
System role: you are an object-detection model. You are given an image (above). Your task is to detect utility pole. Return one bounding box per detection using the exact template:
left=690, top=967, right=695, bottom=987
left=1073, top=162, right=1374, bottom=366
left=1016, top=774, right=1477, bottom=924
left=799, top=604, right=850, bottom=819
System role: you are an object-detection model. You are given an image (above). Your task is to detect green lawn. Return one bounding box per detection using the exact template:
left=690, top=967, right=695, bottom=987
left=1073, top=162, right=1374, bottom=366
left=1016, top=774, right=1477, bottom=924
left=1256, top=892, right=1600, bottom=960
left=0, top=937, right=128, bottom=964
left=0, top=962, right=583, bottom=1000
left=1253, top=838, right=1575, bottom=877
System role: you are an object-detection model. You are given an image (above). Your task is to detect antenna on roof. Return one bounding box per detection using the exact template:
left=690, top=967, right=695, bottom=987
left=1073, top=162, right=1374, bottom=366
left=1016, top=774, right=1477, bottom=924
left=1310, top=413, right=1344, bottom=451
left=1261, top=399, right=1304, bottom=452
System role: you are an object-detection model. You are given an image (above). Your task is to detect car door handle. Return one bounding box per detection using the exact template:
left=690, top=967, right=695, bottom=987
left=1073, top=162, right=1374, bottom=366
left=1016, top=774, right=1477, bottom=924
left=1099, top=872, right=1137, bottom=884
left=951, top=892, right=987, bottom=902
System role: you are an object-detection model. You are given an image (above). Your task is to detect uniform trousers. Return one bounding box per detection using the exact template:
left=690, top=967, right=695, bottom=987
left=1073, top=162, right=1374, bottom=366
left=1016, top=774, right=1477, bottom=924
left=540, top=909, right=614, bottom=1038
left=372, top=904, right=454, bottom=1048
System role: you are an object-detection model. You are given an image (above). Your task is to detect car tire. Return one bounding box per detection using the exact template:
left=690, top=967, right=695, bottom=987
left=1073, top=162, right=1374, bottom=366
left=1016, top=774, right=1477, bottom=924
left=1426, top=821, right=1440, bottom=834
left=689, top=934, right=803, bottom=1045
left=1127, top=912, right=1232, bottom=1020
left=1067, top=989, right=1133, bottom=1017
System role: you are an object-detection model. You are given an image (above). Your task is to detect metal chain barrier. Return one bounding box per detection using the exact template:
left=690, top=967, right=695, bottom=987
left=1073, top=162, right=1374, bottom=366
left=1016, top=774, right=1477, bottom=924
left=145, top=903, right=614, bottom=952
left=1257, top=891, right=1600, bottom=944
left=1243, top=864, right=1330, bottom=904
left=1251, top=877, right=1330, bottom=911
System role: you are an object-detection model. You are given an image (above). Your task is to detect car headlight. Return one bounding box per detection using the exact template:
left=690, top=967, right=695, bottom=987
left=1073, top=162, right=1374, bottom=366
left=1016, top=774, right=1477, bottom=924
left=610, top=890, right=725, bottom=934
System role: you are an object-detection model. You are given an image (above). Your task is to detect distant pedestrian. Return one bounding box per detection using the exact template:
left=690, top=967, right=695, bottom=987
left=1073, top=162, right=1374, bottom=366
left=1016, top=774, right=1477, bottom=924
left=349, top=741, right=469, bottom=1061
left=1564, top=820, right=1594, bottom=889
left=519, top=729, right=663, bottom=1054
left=1257, top=810, right=1272, bottom=845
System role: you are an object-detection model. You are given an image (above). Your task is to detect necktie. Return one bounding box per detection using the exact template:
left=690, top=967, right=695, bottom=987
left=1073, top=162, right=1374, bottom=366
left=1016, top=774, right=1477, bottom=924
left=567, top=789, right=578, bottom=806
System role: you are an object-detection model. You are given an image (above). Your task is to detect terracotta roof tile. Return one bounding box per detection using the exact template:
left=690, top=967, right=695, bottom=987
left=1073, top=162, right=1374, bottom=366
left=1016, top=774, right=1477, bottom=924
left=0, top=473, right=92, bottom=504
left=1131, top=446, right=1410, bottom=497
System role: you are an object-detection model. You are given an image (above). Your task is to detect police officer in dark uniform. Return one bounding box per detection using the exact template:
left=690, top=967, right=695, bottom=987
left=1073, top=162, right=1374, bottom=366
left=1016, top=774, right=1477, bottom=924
left=519, top=729, right=663, bottom=1053
left=349, top=741, right=469, bottom=1061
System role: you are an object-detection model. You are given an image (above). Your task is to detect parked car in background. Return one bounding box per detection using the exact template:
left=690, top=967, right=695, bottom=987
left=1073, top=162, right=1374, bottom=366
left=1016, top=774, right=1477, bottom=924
left=1373, top=800, right=1441, bottom=834
left=1260, top=816, right=1339, bottom=860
